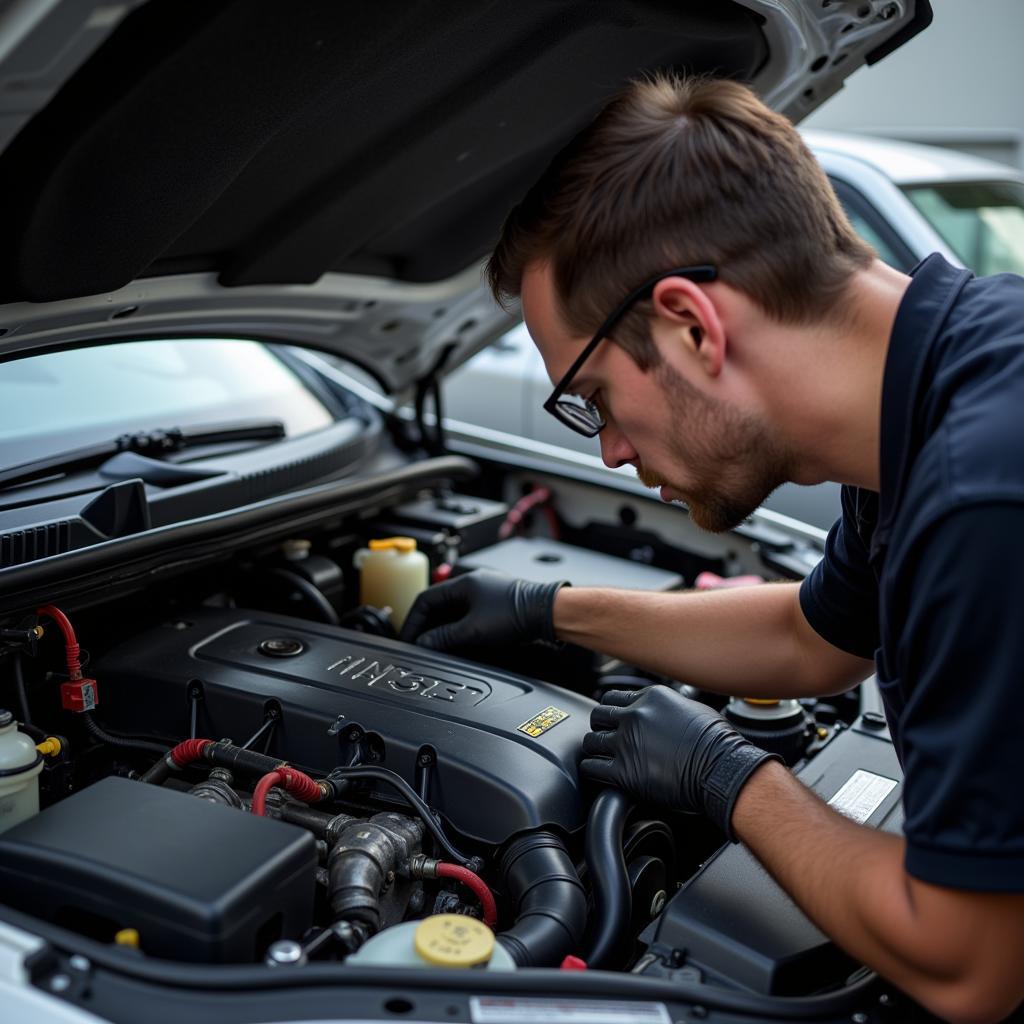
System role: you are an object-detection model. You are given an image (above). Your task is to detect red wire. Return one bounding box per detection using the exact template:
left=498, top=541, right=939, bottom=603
left=252, top=771, right=283, bottom=816
left=498, top=487, right=556, bottom=540
left=436, top=862, right=498, bottom=928
left=36, top=605, right=82, bottom=680
left=251, top=766, right=321, bottom=816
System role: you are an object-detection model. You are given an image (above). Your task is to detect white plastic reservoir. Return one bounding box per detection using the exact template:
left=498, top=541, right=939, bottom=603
left=347, top=914, right=516, bottom=970
left=0, top=710, right=43, bottom=834
left=353, top=537, right=429, bottom=631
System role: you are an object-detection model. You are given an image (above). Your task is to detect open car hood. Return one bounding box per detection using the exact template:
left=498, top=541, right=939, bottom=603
left=0, top=0, right=931, bottom=393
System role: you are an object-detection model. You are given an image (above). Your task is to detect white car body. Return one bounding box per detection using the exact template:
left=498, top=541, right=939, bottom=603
left=443, top=134, right=1024, bottom=531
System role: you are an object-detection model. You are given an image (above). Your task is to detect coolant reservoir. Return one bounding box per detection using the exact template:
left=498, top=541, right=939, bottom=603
left=354, top=537, right=429, bottom=631
left=0, top=710, right=44, bottom=834
left=346, top=914, right=516, bottom=970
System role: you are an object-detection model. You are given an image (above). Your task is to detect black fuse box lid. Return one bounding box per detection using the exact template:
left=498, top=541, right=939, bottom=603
left=388, top=493, right=509, bottom=555
left=0, top=776, right=316, bottom=963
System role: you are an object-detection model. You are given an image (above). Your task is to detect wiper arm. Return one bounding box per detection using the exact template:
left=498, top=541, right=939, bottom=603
left=0, top=419, right=286, bottom=491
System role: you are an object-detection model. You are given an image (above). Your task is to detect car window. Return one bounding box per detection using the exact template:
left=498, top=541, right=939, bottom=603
left=830, top=177, right=917, bottom=271
left=903, top=181, right=1024, bottom=276
left=0, top=339, right=335, bottom=468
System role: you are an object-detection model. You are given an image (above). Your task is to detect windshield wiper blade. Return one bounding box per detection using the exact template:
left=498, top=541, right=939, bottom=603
left=0, top=419, right=286, bottom=491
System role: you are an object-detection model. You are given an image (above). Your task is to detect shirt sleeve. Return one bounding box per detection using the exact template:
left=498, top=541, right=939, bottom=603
left=798, top=486, right=880, bottom=660
left=896, top=503, right=1024, bottom=891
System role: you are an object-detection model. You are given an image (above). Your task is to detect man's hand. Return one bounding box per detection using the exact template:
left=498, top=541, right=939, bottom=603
left=399, top=570, right=568, bottom=652
left=580, top=686, right=781, bottom=839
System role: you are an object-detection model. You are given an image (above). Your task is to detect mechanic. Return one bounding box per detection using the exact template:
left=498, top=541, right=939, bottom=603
left=400, top=75, right=1024, bottom=1022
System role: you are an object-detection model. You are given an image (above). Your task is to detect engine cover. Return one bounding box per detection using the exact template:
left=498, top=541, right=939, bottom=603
left=92, top=609, right=596, bottom=844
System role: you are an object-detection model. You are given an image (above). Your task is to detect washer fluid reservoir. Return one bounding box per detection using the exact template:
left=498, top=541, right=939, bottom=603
left=354, top=536, right=429, bottom=631
left=347, top=914, right=516, bottom=970
left=0, top=710, right=44, bottom=834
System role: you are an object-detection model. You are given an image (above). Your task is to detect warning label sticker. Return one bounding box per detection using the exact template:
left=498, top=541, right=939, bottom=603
left=828, top=769, right=898, bottom=824
left=471, top=997, right=672, bottom=1024
left=517, top=706, right=569, bottom=739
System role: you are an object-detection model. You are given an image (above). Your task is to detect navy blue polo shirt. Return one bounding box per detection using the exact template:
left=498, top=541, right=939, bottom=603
left=799, top=253, right=1024, bottom=892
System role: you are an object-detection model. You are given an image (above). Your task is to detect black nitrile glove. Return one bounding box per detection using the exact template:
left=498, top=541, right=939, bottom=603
left=399, top=569, right=568, bottom=652
left=580, top=686, right=782, bottom=841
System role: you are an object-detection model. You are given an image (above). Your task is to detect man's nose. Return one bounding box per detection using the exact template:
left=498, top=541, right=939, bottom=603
left=599, top=420, right=638, bottom=469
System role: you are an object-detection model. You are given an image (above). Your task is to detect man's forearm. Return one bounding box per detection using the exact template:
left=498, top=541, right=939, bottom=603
left=732, top=762, right=1024, bottom=1023
left=553, top=582, right=868, bottom=698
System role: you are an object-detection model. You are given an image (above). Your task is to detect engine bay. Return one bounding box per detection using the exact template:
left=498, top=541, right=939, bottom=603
left=0, top=474, right=896, bottom=1008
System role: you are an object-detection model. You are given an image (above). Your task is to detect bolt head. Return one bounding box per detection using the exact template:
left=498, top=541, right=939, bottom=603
left=49, top=974, right=71, bottom=992
left=266, top=940, right=305, bottom=966
left=68, top=954, right=91, bottom=972
left=650, top=889, right=668, bottom=917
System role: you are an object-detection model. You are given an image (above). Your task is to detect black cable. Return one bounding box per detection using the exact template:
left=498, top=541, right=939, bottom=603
left=12, top=652, right=31, bottom=726
left=80, top=712, right=170, bottom=756
left=267, top=567, right=340, bottom=625
left=17, top=720, right=47, bottom=743
left=583, top=789, right=632, bottom=969
left=326, top=765, right=473, bottom=868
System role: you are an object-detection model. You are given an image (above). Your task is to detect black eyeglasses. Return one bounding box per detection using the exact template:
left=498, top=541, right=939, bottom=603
left=542, top=264, right=718, bottom=437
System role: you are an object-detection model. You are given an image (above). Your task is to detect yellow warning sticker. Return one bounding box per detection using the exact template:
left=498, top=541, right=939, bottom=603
left=517, top=706, right=569, bottom=739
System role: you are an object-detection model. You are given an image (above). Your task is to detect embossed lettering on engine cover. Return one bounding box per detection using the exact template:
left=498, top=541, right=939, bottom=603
left=324, top=653, right=490, bottom=706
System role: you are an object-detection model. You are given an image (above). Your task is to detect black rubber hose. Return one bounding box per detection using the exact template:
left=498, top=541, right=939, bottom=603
left=17, top=720, right=47, bottom=743
left=267, top=567, right=340, bottom=626
left=497, top=831, right=587, bottom=967
left=12, top=653, right=32, bottom=726
left=583, top=789, right=633, bottom=969
left=81, top=712, right=169, bottom=755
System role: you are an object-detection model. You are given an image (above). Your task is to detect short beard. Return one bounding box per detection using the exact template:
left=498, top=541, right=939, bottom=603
left=639, top=362, right=792, bottom=533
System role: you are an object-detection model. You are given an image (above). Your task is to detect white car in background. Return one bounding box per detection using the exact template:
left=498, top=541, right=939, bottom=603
left=444, top=134, right=1024, bottom=531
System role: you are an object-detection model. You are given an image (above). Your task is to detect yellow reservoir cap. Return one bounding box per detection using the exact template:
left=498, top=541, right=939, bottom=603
left=414, top=914, right=494, bottom=967
left=368, top=537, right=417, bottom=554
left=743, top=698, right=780, bottom=706
left=114, top=928, right=140, bottom=948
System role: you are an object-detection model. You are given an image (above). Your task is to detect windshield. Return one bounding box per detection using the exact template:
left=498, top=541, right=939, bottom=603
left=0, top=339, right=334, bottom=469
left=903, top=181, right=1024, bottom=276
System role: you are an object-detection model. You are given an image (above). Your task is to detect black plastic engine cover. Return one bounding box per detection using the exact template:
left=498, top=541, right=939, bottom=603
left=92, top=609, right=596, bottom=844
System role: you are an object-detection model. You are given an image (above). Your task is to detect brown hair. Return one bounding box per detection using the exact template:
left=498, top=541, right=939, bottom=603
left=486, top=74, right=875, bottom=368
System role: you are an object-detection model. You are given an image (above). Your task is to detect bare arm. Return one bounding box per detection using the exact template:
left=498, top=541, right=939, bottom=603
left=733, top=762, right=1024, bottom=1024
left=553, top=581, right=871, bottom=698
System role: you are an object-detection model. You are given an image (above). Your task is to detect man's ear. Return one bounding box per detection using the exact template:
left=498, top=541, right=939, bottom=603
left=651, top=276, right=726, bottom=378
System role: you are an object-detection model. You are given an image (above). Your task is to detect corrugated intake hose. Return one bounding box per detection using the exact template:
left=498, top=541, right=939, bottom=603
left=583, top=789, right=632, bottom=969
left=497, top=831, right=587, bottom=967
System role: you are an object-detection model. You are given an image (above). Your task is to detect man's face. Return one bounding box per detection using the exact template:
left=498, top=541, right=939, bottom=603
left=638, top=359, right=792, bottom=532
left=522, top=263, right=794, bottom=533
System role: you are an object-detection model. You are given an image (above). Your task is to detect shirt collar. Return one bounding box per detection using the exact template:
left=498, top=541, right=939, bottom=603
left=877, top=253, right=973, bottom=535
